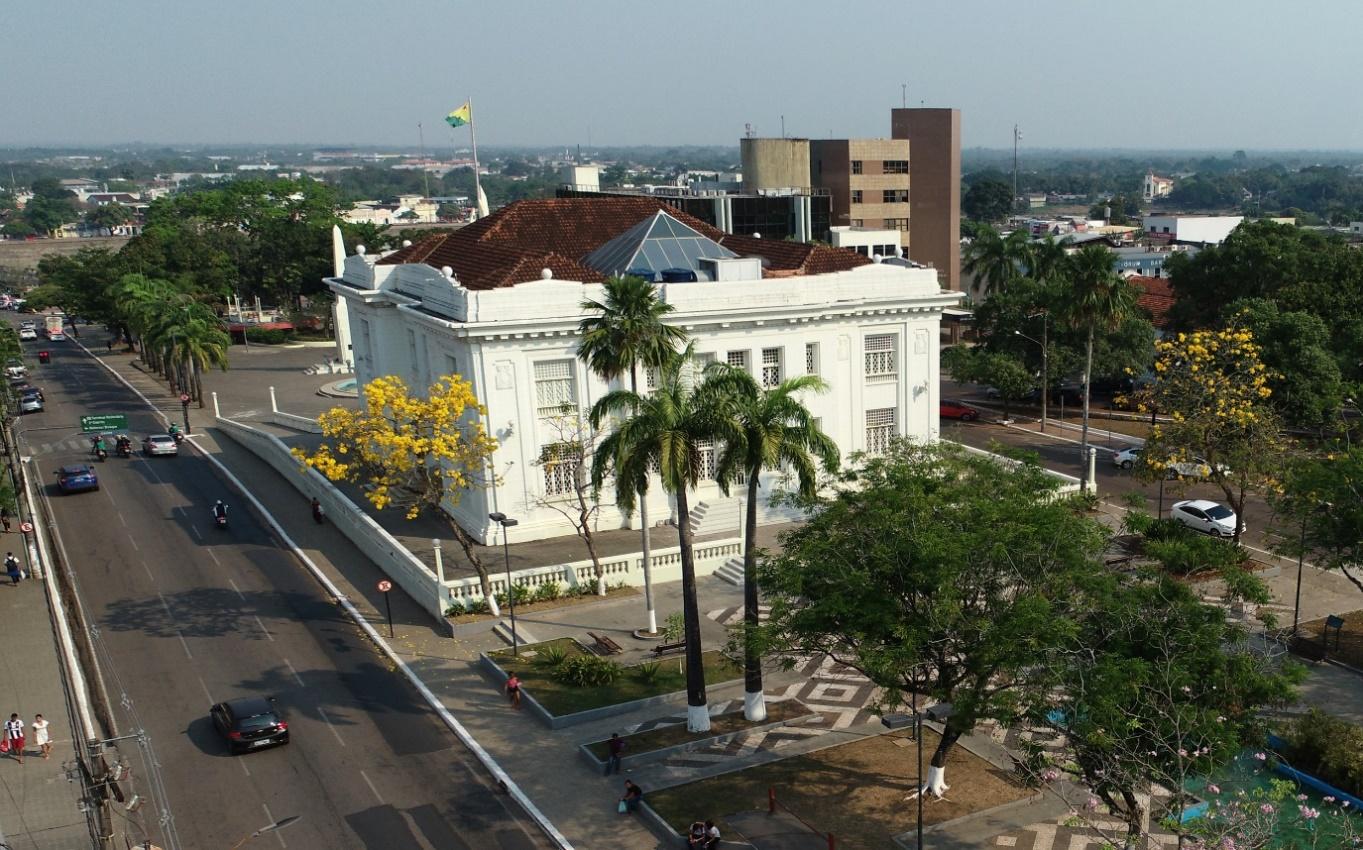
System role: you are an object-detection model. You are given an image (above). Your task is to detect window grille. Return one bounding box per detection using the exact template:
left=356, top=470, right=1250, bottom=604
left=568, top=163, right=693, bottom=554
left=696, top=438, right=717, bottom=480
left=540, top=442, right=580, bottom=496
left=805, top=343, right=818, bottom=376
left=534, top=360, right=576, bottom=417
left=864, top=334, right=897, bottom=380
left=726, top=350, right=749, bottom=372
left=865, top=408, right=897, bottom=455
left=761, top=348, right=782, bottom=388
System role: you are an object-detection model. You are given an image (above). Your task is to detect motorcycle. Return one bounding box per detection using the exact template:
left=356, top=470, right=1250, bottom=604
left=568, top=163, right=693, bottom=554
left=115, top=436, right=132, bottom=458
left=212, top=505, right=229, bottom=529
left=169, top=426, right=185, bottom=445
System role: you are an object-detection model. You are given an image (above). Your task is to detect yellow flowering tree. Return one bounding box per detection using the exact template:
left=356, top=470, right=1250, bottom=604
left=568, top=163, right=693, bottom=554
left=294, top=375, right=500, bottom=598
left=1142, top=326, right=1283, bottom=540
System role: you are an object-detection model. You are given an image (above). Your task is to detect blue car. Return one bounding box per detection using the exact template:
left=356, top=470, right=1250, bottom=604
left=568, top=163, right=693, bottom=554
left=56, top=465, right=98, bottom=494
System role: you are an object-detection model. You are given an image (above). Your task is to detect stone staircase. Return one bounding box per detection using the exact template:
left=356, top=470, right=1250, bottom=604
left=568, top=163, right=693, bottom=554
left=713, top=557, right=745, bottom=586
left=303, top=359, right=352, bottom=376
left=687, top=494, right=803, bottom=538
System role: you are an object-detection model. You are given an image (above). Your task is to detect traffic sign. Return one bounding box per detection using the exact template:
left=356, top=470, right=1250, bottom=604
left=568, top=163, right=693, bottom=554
left=376, top=580, right=395, bottom=637
left=18, top=522, right=32, bottom=534
left=180, top=394, right=191, bottom=404
left=376, top=580, right=392, bottom=593
left=80, top=414, right=128, bottom=433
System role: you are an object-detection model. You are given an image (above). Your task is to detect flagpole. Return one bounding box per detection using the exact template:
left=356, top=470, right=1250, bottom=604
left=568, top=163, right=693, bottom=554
left=417, top=122, right=431, bottom=201
left=468, top=96, right=485, bottom=219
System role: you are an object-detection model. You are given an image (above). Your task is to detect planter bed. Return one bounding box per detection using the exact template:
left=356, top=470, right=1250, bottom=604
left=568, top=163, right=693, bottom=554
left=447, top=585, right=639, bottom=625
left=480, top=638, right=744, bottom=730
left=579, top=700, right=817, bottom=771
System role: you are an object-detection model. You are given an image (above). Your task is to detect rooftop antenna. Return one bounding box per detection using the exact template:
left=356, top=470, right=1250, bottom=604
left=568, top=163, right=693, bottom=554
left=781, top=115, right=786, bottom=138
left=417, top=122, right=430, bottom=198
left=901, top=83, right=907, bottom=108
left=744, top=123, right=756, bottom=139
left=1012, top=125, right=1023, bottom=210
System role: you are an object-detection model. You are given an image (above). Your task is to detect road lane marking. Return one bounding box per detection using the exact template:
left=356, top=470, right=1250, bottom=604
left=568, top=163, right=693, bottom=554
left=198, top=677, right=214, bottom=705
left=118, top=511, right=127, bottom=528
left=360, top=770, right=385, bottom=805
left=142, top=561, right=155, bottom=582
left=127, top=535, right=138, bottom=551
left=227, top=577, right=245, bottom=601
left=282, top=659, right=305, bottom=688
left=253, top=615, right=274, bottom=642
left=190, top=523, right=202, bottom=541
left=316, top=706, right=346, bottom=747
left=174, top=630, right=193, bottom=659
left=208, top=548, right=221, bottom=566
left=262, top=803, right=286, bottom=847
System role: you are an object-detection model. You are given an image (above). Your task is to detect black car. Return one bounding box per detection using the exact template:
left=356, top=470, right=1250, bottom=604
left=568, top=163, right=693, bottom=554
left=210, top=697, right=289, bottom=755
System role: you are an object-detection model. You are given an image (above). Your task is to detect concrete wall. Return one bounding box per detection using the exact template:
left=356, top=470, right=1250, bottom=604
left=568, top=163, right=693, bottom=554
left=891, top=108, right=961, bottom=291
left=740, top=138, right=811, bottom=192
left=0, top=235, right=132, bottom=271
left=1143, top=215, right=1243, bottom=246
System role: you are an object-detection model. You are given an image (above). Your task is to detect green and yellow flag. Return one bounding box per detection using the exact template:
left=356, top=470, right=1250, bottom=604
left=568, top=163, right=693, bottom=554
left=445, top=103, right=471, bottom=128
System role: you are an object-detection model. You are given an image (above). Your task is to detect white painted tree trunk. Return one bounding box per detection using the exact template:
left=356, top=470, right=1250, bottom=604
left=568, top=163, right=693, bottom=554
left=596, top=574, right=607, bottom=596
left=487, top=594, right=501, bottom=617
left=923, top=764, right=949, bottom=798
left=744, top=690, right=767, bottom=722
left=687, top=704, right=711, bottom=733
left=646, top=607, right=658, bottom=634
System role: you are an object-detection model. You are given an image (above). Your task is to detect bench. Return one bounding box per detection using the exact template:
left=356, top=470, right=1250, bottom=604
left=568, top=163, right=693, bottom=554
left=651, top=641, right=686, bottom=658
left=587, top=631, right=623, bottom=656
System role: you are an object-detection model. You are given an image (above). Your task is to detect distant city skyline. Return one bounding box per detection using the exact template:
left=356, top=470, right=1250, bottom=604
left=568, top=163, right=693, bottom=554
left=4, top=0, right=1362, bottom=152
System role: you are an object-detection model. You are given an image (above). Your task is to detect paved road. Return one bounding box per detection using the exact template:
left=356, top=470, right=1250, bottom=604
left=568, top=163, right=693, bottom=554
left=940, top=416, right=1281, bottom=552
left=12, top=326, right=552, bottom=849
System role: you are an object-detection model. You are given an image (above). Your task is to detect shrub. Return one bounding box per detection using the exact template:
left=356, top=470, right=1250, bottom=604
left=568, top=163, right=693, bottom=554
left=632, top=661, right=663, bottom=684
left=445, top=597, right=489, bottom=617
left=1145, top=534, right=1245, bottom=576
left=1283, top=709, right=1363, bottom=798
left=533, top=644, right=569, bottom=669
left=663, top=612, right=686, bottom=642
left=243, top=327, right=292, bottom=345
left=552, top=654, right=622, bottom=687
left=1068, top=491, right=1099, bottom=513
left=1144, top=518, right=1189, bottom=543
left=495, top=584, right=532, bottom=608
left=533, top=581, right=562, bottom=603
left=1122, top=509, right=1155, bottom=537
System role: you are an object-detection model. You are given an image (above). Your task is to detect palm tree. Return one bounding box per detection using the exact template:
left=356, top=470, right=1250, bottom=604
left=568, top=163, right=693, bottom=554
left=591, top=348, right=736, bottom=732
left=713, top=370, right=839, bottom=721
left=577, top=275, right=688, bottom=625
left=963, top=225, right=1029, bottom=296
left=1066, top=244, right=1139, bottom=493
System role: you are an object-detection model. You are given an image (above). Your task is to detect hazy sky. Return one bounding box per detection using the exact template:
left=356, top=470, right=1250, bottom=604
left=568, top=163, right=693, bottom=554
left=4, top=0, right=1362, bottom=151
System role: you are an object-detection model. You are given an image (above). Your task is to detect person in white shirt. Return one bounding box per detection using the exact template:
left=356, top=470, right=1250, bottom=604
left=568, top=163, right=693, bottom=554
left=32, top=715, right=50, bottom=760
left=5, top=714, right=25, bottom=764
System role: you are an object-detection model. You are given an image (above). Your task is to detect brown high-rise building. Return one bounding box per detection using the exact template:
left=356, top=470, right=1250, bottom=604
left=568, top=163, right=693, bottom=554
left=891, top=108, right=961, bottom=291
left=809, top=139, right=911, bottom=249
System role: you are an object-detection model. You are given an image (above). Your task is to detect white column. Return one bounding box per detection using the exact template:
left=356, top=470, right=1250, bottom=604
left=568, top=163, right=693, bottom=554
left=211, top=392, right=221, bottom=419
left=269, top=386, right=278, bottom=415
left=1087, top=447, right=1097, bottom=495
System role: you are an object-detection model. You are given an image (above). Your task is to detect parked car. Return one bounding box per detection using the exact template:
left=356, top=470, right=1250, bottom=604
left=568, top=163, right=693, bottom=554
left=1171, top=499, right=1240, bottom=537
left=18, top=389, right=43, bottom=414
left=939, top=400, right=980, bottom=421
left=4, top=359, right=25, bottom=382
left=1164, top=456, right=1229, bottom=480
left=142, top=434, right=179, bottom=457
left=1112, top=447, right=1143, bottom=469
left=211, top=697, right=289, bottom=755
left=18, top=321, right=34, bottom=331
left=17, top=327, right=36, bottom=341
left=56, top=465, right=99, bottom=494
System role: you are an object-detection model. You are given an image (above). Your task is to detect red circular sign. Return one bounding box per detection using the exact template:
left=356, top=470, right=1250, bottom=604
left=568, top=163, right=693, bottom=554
left=376, top=580, right=393, bottom=593
left=19, top=522, right=33, bottom=534
left=180, top=394, right=191, bottom=403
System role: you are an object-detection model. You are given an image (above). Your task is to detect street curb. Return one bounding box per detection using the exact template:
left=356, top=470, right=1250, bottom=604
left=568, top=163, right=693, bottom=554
left=577, top=704, right=819, bottom=773
left=71, top=336, right=576, bottom=849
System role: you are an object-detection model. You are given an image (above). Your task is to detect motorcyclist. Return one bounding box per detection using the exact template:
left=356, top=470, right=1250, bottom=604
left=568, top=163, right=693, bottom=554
left=116, top=435, right=132, bottom=456
left=212, top=500, right=229, bottom=521
left=92, top=435, right=107, bottom=459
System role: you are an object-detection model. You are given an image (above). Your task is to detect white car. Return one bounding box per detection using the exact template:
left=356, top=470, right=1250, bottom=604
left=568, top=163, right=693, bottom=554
left=17, top=327, right=36, bottom=341
left=1171, top=499, right=1240, bottom=537
left=142, top=434, right=179, bottom=457
left=1112, top=447, right=1143, bottom=469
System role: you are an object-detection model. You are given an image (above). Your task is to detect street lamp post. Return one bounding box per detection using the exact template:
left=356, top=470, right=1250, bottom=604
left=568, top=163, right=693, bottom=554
left=1293, top=512, right=1307, bottom=636
left=1015, top=324, right=1048, bottom=433
left=488, top=512, right=520, bottom=655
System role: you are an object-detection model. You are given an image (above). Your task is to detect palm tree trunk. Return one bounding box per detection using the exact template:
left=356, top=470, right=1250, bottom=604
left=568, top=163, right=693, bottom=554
left=194, top=362, right=205, bottom=409
left=630, top=366, right=657, bottom=633
left=673, top=485, right=709, bottom=732
left=1080, top=327, right=1095, bottom=494
left=742, top=470, right=765, bottom=721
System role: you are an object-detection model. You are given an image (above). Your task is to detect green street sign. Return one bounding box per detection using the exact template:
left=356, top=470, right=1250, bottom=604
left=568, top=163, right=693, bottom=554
left=80, top=414, right=128, bottom=433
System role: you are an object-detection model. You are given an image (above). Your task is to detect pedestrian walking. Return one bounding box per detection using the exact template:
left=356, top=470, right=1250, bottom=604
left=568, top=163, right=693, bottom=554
left=311, top=497, right=325, bottom=525
left=106, top=338, right=114, bottom=353
left=5, top=553, right=20, bottom=586
left=0, top=507, right=11, bottom=533
left=505, top=673, right=521, bottom=709
left=4, top=714, right=24, bottom=764
left=618, top=779, right=642, bottom=814
left=605, top=732, right=626, bottom=775
left=31, top=715, right=49, bottom=760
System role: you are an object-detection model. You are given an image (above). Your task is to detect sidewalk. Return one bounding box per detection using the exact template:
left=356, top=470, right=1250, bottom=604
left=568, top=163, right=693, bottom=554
left=0, top=548, right=93, bottom=849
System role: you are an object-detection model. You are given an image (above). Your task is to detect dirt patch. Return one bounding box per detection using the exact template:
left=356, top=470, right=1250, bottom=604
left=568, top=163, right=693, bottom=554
left=647, top=728, right=1030, bottom=848
left=586, top=700, right=809, bottom=760
left=1297, top=609, right=1363, bottom=669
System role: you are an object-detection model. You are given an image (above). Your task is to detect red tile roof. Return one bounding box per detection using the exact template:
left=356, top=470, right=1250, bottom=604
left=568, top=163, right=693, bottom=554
left=377, top=197, right=869, bottom=289
left=1128, top=275, right=1174, bottom=328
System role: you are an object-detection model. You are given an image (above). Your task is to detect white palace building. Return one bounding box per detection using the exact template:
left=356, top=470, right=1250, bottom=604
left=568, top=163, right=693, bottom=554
left=326, top=197, right=962, bottom=546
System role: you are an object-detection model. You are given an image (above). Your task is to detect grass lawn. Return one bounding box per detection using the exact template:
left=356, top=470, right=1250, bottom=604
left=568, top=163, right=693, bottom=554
left=647, top=728, right=1030, bottom=848
left=491, top=638, right=743, bottom=717
left=1297, top=609, right=1363, bottom=669
left=585, top=700, right=809, bottom=760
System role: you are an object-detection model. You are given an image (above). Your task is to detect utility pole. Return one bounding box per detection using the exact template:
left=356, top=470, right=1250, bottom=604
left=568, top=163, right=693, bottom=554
left=901, top=83, right=907, bottom=108
left=1012, top=124, right=1021, bottom=212
left=417, top=123, right=430, bottom=200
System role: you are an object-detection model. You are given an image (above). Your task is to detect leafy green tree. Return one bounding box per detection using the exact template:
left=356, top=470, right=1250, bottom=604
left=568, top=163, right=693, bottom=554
left=84, top=203, right=133, bottom=231
left=712, top=369, right=838, bottom=722
left=1065, top=244, right=1139, bottom=491
left=942, top=347, right=1034, bottom=421
left=1088, top=193, right=1141, bottom=224
left=962, top=178, right=1014, bottom=223
left=591, top=348, right=738, bottom=732
left=756, top=442, right=1108, bottom=796
left=962, top=224, right=1029, bottom=296
left=35, top=248, right=125, bottom=325
left=1233, top=298, right=1344, bottom=432
left=577, top=275, right=688, bottom=635
left=1276, top=446, right=1363, bottom=596
left=22, top=194, right=79, bottom=235
left=1030, top=574, right=1302, bottom=846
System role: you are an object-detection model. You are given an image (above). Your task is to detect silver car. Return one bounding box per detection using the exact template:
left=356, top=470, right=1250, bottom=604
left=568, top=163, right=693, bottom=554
left=18, top=392, right=42, bottom=414
left=142, top=434, right=179, bottom=457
